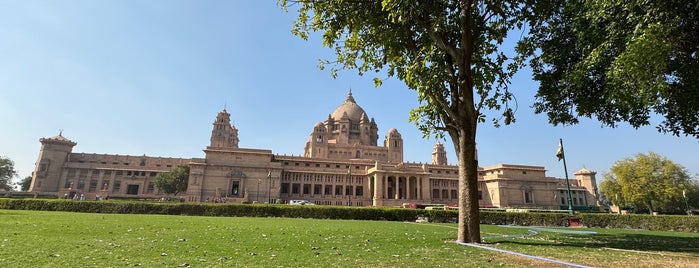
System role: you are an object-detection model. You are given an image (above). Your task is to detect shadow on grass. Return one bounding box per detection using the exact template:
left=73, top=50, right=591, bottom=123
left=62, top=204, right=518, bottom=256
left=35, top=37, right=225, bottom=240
left=494, top=232, right=699, bottom=255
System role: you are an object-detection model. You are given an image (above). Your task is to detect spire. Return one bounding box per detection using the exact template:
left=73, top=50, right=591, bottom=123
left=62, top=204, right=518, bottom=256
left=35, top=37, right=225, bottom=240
left=345, top=89, right=356, bottom=103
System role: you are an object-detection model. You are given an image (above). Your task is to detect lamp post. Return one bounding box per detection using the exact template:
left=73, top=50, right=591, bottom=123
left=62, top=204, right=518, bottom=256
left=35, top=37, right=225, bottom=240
left=267, top=170, right=272, bottom=204
left=684, top=190, right=690, bottom=215
left=256, top=178, right=261, bottom=203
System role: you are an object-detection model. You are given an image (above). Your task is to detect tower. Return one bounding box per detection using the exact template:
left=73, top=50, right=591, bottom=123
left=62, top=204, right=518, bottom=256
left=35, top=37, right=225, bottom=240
left=29, top=132, right=77, bottom=192
left=431, top=141, right=447, bottom=165
left=575, top=168, right=598, bottom=200
left=209, top=109, right=239, bottom=149
left=384, top=128, right=403, bottom=162
left=304, top=122, right=328, bottom=158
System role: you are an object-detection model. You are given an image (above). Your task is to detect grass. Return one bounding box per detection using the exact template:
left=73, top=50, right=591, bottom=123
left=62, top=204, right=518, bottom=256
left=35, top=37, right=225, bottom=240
left=1, top=210, right=698, bottom=267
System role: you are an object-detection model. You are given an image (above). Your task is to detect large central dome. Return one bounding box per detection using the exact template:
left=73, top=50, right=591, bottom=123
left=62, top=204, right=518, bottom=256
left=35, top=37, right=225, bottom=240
left=330, top=90, right=368, bottom=121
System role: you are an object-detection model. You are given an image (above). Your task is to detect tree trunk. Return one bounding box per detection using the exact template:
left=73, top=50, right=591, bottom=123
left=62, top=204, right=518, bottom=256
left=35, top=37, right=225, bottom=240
left=452, top=117, right=480, bottom=243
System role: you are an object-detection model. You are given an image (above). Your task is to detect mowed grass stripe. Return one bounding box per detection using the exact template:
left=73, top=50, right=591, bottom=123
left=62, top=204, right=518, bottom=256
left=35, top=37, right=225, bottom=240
left=1, top=210, right=697, bottom=267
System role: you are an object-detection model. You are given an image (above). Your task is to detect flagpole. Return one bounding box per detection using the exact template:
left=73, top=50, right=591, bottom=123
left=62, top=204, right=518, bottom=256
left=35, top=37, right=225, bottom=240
left=560, top=138, right=574, bottom=216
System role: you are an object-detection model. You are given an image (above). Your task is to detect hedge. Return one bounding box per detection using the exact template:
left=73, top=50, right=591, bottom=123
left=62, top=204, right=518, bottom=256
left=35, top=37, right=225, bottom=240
left=1, top=199, right=696, bottom=232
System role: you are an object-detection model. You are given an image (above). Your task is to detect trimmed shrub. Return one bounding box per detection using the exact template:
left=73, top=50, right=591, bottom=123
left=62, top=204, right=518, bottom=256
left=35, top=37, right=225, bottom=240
left=0, top=199, right=696, bottom=232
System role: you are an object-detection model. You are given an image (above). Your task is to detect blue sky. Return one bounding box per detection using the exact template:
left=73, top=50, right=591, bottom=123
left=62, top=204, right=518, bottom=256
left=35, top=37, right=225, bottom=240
left=1, top=1, right=697, bottom=186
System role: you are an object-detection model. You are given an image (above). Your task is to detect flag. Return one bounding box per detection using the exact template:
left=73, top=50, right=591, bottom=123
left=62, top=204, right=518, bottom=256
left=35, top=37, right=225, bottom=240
left=556, top=142, right=564, bottom=161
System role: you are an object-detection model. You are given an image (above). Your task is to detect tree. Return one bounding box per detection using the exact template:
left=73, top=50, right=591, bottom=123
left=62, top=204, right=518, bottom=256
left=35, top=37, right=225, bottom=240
left=18, top=176, right=32, bottom=192
left=154, top=165, right=190, bottom=196
left=0, top=156, right=18, bottom=191
left=528, top=0, right=699, bottom=138
left=281, top=0, right=553, bottom=243
left=600, top=152, right=694, bottom=214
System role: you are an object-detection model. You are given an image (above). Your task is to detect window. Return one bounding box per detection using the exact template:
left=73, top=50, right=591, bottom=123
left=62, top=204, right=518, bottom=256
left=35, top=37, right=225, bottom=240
left=101, top=181, right=109, bottom=190
left=524, top=191, right=533, bottom=203
left=442, top=190, right=449, bottom=199
left=561, top=197, right=566, bottom=204
left=356, top=186, right=363, bottom=196
left=89, top=180, right=98, bottom=192
left=104, top=170, right=112, bottom=176
left=303, top=184, right=310, bottom=195
left=451, top=190, right=457, bottom=199
left=280, top=183, right=289, bottom=194
left=150, top=172, right=157, bottom=177
left=478, top=191, right=483, bottom=200
left=146, top=182, right=154, bottom=194
left=113, top=180, right=121, bottom=192
left=64, top=179, right=73, bottom=189
left=345, top=186, right=353, bottom=196
left=77, top=179, right=85, bottom=190
left=292, top=183, right=300, bottom=194
left=433, top=189, right=440, bottom=199
left=126, top=184, right=139, bottom=195
left=325, top=185, right=332, bottom=195
left=231, top=181, right=240, bottom=196
left=116, top=170, right=123, bottom=176
left=92, top=170, right=100, bottom=175
left=335, top=185, right=342, bottom=195
left=314, top=185, right=321, bottom=195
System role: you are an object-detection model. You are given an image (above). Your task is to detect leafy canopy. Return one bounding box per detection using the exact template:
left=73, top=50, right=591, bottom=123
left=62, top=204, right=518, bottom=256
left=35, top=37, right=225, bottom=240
left=600, top=152, right=693, bottom=214
left=154, top=165, right=190, bottom=196
left=0, top=156, right=18, bottom=191
left=18, top=176, right=32, bottom=192
left=529, top=0, right=699, bottom=138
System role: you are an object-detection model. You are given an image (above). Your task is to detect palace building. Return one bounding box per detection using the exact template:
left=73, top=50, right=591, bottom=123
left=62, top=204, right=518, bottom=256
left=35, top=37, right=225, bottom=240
left=29, top=91, right=599, bottom=210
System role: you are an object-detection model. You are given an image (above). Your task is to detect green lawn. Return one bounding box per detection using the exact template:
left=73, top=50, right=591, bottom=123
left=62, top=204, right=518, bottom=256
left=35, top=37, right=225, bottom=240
left=1, top=210, right=697, bottom=267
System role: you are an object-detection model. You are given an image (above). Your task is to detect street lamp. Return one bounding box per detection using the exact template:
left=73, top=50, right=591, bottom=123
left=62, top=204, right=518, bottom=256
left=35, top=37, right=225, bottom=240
left=267, top=170, right=272, bottom=204
left=684, top=190, right=690, bottom=215
left=257, top=178, right=261, bottom=203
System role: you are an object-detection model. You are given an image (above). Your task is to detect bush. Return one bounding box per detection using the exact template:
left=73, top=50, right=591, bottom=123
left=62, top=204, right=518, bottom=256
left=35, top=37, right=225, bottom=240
left=0, top=199, right=696, bottom=232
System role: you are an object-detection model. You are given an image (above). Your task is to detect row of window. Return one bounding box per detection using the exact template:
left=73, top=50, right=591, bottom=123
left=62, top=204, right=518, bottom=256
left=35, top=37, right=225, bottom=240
left=63, top=179, right=156, bottom=194
left=432, top=189, right=459, bottom=199
left=67, top=168, right=159, bottom=178
left=279, top=183, right=365, bottom=197
left=431, top=179, right=458, bottom=188
left=73, top=160, right=172, bottom=168
left=561, top=197, right=586, bottom=205
left=428, top=169, right=458, bottom=175
left=283, top=162, right=363, bottom=169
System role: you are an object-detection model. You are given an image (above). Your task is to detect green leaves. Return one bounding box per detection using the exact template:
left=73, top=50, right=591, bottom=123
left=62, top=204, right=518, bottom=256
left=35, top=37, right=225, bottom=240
left=600, top=152, right=694, bottom=213
left=530, top=0, right=699, bottom=138
left=0, top=156, right=18, bottom=191
left=154, top=165, right=190, bottom=196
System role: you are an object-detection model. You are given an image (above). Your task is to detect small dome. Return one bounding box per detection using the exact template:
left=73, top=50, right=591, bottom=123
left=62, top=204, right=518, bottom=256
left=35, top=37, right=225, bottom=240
left=330, top=90, right=369, bottom=122
left=387, top=128, right=399, bottom=134
left=314, top=122, right=324, bottom=128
